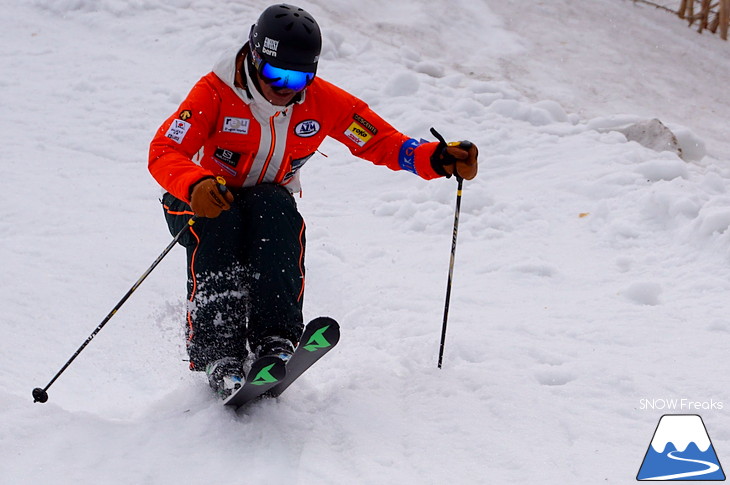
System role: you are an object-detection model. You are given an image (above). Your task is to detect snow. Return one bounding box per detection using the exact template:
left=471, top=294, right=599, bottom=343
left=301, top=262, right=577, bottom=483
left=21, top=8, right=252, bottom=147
left=2, top=0, right=729, bottom=483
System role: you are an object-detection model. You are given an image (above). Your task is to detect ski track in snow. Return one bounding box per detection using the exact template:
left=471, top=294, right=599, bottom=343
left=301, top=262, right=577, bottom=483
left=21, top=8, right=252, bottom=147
left=2, top=0, right=730, bottom=483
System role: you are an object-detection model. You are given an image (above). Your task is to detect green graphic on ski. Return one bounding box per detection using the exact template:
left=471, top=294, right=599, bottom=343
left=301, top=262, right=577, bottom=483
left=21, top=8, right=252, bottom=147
left=222, top=317, right=339, bottom=409
left=268, top=316, right=340, bottom=398
left=223, top=355, right=286, bottom=409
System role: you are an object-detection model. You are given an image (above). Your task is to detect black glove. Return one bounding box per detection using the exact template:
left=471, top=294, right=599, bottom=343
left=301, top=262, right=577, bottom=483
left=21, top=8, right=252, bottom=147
left=429, top=128, right=479, bottom=180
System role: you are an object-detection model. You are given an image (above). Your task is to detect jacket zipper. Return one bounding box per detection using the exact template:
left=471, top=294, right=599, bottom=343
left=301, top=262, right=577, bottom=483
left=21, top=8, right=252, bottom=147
left=257, top=112, right=279, bottom=184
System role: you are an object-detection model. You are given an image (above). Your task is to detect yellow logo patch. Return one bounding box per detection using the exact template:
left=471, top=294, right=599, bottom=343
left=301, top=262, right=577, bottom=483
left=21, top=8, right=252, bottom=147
left=344, top=122, right=372, bottom=147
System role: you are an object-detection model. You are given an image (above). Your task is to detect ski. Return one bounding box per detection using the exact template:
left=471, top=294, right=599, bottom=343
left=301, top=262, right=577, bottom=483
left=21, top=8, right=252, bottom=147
left=267, top=316, right=340, bottom=398
left=222, top=316, right=340, bottom=409
left=223, top=355, right=286, bottom=409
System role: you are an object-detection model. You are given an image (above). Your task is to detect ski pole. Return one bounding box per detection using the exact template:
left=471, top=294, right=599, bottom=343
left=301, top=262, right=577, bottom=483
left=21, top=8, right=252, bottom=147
left=32, top=216, right=198, bottom=404
left=438, top=176, right=463, bottom=368
left=32, top=179, right=230, bottom=403
left=430, top=128, right=465, bottom=369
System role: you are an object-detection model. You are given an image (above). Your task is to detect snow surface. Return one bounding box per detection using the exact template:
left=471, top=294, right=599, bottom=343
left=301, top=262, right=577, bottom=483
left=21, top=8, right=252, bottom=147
left=2, top=0, right=730, bottom=483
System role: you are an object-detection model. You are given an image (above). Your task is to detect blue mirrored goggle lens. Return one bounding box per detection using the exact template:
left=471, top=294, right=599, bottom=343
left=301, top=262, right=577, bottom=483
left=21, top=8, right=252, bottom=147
left=260, top=63, right=314, bottom=91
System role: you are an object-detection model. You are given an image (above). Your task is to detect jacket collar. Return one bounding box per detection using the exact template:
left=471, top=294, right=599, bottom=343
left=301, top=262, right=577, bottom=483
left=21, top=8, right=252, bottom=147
left=212, top=45, right=306, bottom=121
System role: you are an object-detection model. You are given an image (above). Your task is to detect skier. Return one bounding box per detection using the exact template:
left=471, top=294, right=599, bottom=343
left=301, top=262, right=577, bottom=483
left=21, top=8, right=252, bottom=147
left=148, top=3, right=479, bottom=398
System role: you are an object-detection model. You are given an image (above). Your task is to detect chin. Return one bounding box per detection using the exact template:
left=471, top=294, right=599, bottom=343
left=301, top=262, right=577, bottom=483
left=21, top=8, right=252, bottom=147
left=268, top=93, right=296, bottom=106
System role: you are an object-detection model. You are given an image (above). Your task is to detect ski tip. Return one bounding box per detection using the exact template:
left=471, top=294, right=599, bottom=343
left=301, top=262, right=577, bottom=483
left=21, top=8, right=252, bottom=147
left=310, top=316, right=339, bottom=328
left=302, top=317, right=341, bottom=347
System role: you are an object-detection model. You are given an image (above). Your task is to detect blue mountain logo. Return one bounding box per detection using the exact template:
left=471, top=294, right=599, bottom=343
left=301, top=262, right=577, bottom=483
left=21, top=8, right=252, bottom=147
left=637, top=414, right=725, bottom=481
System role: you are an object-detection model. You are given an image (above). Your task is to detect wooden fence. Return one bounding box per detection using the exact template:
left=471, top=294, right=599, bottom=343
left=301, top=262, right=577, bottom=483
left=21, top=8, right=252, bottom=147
left=638, top=0, right=730, bottom=39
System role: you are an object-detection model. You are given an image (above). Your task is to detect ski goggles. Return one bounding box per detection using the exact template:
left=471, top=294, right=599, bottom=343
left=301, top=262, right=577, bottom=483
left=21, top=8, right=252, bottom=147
left=251, top=49, right=315, bottom=92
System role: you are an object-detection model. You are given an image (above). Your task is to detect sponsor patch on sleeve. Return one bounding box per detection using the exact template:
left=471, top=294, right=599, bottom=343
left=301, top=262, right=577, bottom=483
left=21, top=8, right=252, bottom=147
left=165, top=119, right=191, bottom=144
left=398, top=138, right=422, bottom=175
left=353, top=114, right=378, bottom=135
left=344, top=122, right=373, bottom=147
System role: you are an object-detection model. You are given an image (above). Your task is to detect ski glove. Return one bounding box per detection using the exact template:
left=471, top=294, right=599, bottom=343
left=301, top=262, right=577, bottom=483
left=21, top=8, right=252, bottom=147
left=430, top=140, right=479, bottom=180
left=190, top=177, right=234, bottom=218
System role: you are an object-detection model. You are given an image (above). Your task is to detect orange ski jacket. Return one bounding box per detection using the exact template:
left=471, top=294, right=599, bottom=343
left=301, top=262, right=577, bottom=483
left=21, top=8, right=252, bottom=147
left=149, top=47, right=442, bottom=202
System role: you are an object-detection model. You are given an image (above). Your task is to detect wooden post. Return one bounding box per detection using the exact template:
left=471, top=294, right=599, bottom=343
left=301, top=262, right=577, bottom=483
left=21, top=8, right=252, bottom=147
left=710, top=11, right=720, bottom=33
left=721, top=0, right=730, bottom=39
left=685, top=0, right=698, bottom=26
left=679, top=0, right=689, bottom=18
left=699, top=0, right=712, bottom=32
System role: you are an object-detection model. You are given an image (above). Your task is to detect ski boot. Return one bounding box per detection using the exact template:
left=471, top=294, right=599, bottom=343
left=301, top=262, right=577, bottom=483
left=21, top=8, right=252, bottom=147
left=253, top=336, right=295, bottom=363
left=205, top=357, right=245, bottom=399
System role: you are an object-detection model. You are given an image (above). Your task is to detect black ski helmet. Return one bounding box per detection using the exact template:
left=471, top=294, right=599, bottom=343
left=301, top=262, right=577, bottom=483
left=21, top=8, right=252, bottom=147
left=249, top=4, right=322, bottom=74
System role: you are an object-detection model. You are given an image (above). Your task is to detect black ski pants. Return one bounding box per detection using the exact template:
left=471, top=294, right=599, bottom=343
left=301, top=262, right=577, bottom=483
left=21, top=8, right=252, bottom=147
left=162, top=183, right=305, bottom=371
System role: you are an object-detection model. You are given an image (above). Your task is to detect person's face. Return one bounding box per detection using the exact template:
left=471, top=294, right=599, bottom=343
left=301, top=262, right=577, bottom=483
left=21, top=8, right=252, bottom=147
left=258, top=81, right=298, bottom=106
left=251, top=50, right=314, bottom=106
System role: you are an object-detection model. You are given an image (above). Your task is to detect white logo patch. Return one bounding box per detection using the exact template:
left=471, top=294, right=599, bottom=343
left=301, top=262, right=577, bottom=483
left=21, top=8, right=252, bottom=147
left=165, top=119, right=191, bottom=144
left=223, top=117, right=250, bottom=135
left=294, top=120, right=321, bottom=138
left=263, top=37, right=279, bottom=57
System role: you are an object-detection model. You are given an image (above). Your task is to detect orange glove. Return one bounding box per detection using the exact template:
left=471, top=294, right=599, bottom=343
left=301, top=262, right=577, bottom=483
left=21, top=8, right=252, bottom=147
left=189, top=178, right=234, bottom=218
